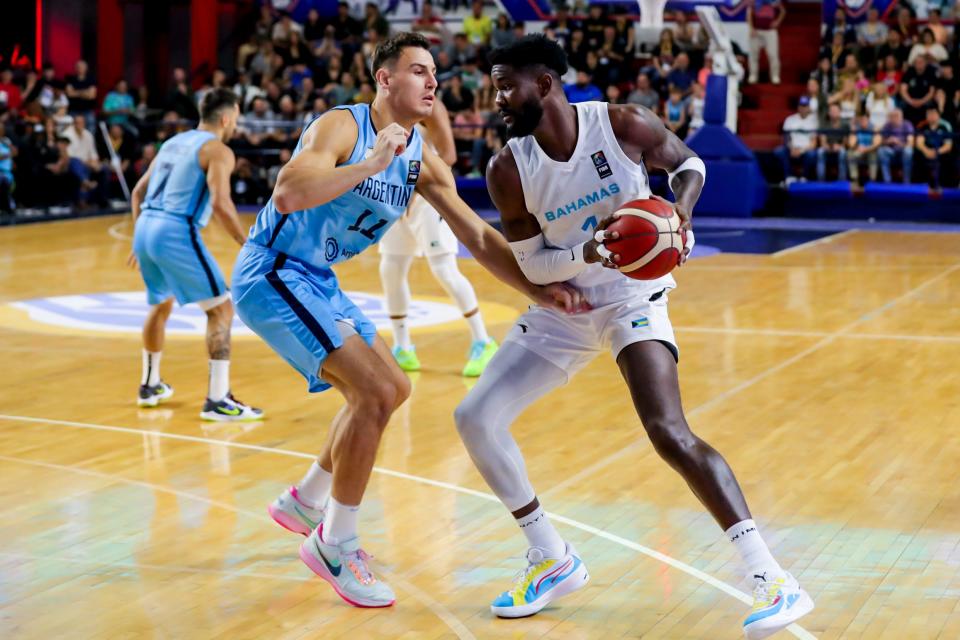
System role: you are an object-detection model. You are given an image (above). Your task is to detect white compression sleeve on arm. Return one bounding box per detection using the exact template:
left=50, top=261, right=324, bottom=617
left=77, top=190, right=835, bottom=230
left=508, top=235, right=588, bottom=285
left=667, top=157, right=706, bottom=193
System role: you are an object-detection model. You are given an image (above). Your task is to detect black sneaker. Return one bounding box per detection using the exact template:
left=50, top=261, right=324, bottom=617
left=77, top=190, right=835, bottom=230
left=138, top=381, right=174, bottom=407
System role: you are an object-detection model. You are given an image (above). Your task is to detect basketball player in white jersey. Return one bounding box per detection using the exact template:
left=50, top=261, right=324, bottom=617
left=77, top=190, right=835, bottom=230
left=454, top=36, right=813, bottom=639
left=378, top=100, right=499, bottom=377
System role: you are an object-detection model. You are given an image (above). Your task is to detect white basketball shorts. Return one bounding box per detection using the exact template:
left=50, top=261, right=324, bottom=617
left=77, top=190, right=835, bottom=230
left=379, top=194, right=459, bottom=258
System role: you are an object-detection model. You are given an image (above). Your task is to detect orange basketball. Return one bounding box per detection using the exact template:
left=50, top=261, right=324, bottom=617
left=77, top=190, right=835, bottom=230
left=604, top=198, right=686, bottom=280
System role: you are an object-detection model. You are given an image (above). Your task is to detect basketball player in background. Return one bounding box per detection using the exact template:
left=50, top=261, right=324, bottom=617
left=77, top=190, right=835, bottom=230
left=234, top=33, right=580, bottom=608
left=378, top=100, right=498, bottom=377
left=454, top=36, right=813, bottom=639
left=128, top=88, right=263, bottom=421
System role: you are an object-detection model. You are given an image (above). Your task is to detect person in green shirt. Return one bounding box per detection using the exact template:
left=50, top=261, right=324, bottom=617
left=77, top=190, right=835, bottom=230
left=463, top=0, right=492, bottom=47
left=103, top=79, right=136, bottom=131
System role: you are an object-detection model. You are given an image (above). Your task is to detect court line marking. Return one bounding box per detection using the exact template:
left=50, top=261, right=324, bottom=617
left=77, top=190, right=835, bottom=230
left=772, top=228, right=857, bottom=257
left=107, top=220, right=132, bottom=242
left=0, top=414, right=815, bottom=640
left=0, top=453, right=476, bottom=640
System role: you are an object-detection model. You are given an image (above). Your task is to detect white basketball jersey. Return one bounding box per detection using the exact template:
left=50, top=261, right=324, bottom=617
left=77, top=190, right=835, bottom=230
left=506, top=101, right=675, bottom=304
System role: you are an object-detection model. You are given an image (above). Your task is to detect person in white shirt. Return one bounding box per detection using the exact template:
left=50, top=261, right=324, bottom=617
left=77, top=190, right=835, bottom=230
left=63, top=114, right=108, bottom=206
left=774, top=96, right=818, bottom=182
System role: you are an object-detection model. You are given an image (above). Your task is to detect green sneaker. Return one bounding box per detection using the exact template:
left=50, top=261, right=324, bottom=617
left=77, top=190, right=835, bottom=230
left=392, top=345, right=421, bottom=372
left=462, top=339, right=498, bottom=377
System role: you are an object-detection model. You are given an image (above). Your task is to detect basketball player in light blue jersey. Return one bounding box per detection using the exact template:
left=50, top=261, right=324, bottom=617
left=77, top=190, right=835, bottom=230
left=129, top=88, right=262, bottom=421
left=233, top=33, right=582, bottom=608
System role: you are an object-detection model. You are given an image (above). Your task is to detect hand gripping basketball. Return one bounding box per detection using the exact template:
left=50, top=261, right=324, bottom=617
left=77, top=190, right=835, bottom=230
left=600, top=198, right=688, bottom=280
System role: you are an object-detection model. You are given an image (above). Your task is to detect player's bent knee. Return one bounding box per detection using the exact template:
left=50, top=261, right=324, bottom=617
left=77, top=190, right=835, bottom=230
left=349, top=380, right=400, bottom=427
left=454, top=396, right=485, bottom=442
left=645, top=418, right=698, bottom=463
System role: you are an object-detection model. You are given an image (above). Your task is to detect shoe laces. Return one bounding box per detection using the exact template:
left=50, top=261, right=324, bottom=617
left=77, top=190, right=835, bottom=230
left=751, top=574, right=785, bottom=608
left=508, top=547, right=549, bottom=598
left=226, top=393, right=251, bottom=409
left=344, top=548, right=377, bottom=586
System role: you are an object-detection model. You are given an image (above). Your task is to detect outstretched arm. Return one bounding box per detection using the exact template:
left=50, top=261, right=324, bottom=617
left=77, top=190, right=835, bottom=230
left=415, top=145, right=585, bottom=313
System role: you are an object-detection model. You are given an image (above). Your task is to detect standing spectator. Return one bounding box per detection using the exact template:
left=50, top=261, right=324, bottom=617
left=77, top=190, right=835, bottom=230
left=564, top=70, right=603, bottom=103
left=66, top=60, right=97, bottom=128
left=900, top=55, right=937, bottom=124
left=102, top=79, right=136, bottom=130
left=876, top=54, right=903, bottom=96
left=818, top=103, right=850, bottom=181
left=917, top=105, right=953, bottom=189
left=847, top=113, right=880, bottom=183
left=463, top=0, right=493, bottom=48
left=0, top=69, right=23, bottom=115
left=907, top=29, right=948, bottom=65
left=627, top=72, right=660, bottom=112
left=877, top=108, right=914, bottom=183
left=747, top=0, right=785, bottom=84
left=686, top=82, right=705, bottom=136
left=663, top=85, right=688, bottom=136
left=865, top=81, right=894, bottom=130
left=166, top=68, right=199, bottom=120
left=0, top=121, right=15, bottom=213
left=775, top=96, right=819, bottom=181
left=63, top=114, right=107, bottom=205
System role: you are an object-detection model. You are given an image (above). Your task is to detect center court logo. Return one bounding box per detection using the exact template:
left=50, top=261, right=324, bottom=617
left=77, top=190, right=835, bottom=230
left=0, top=291, right=505, bottom=338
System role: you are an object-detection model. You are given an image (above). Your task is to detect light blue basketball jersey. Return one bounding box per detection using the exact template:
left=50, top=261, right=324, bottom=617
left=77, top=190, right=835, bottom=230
left=247, top=104, right=424, bottom=269
left=142, top=129, right=218, bottom=227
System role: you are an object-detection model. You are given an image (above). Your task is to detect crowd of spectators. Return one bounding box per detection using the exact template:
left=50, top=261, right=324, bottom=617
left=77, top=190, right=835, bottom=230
left=778, top=7, right=959, bottom=189
left=0, top=2, right=716, bottom=215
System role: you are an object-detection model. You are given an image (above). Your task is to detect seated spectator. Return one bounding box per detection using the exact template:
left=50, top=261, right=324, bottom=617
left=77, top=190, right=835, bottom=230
left=598, top=25, right=627, bottom=85
left=353, top=81, right=375, bottom=105
left=0, top=121, right=15, bottom=213
left=441, top=74, right=474, bottom=115
left=775, top=96, right=819, bottom=182
left=651, top=29, right=678, bottom=79
left=907, top=29, right=948, bottom=65
left=856, top=8, right=888, bottom=69
left=627, top=72, right=660, bottom=112
left=303, top=96, right=329, bottom=124
left=687, top=82, right=705, bottom=136
left=818, top=103, right=850, bottom=181
left=666, top=52, right=694, bottom=96
left=566, top=29, right=588, bottom=74
left=837, top=53, right=861, bottom=87
left=828, top=77, right=859, bottom=126
left=847, top=113, right=880, bottom=183
left=582, top=51, right=611, bottom=92
left=267, top=148, right=292, bottom=190
left=672, top=11, right=697, bottom=52
left=134, top=142, right=157, bottom=178
left=663, top=86, right=688, bottom=137
left=463, top=0, right=493, bottom=48
left=546, top=5, right=579, bottom=49
left=935, top=64, right=959, bottom=125
left=821, top=31, right=853, bottom=71
left=491, top=14, right=516, bottom=49
left=811, top=57, right=838, bottom=95
left=453, top=102, right=486, bottom=176
left=890, top=7, right=917, bottom=47
left=281, top=31, right=314, bottom=70
left=303, top=8, right=325, bottom=44
left=865, top=81, right=894, bottom=130
left=450, top=33, right=478, bottom=67
left=275, top=94, right=302, bottom=144
left=271, top=11, right=304, bottom=47
left=926, top=9, right=948, bottom=45
left=612, top=15, right=636, bottom=59
left=917, top=105, right=953, bottom=189
left=876, top=30, right=909, bottom=70
left=0, top=69, right=23, bottom=116
left=474, top=74, right=496, bottom=116
left=804, top=77, right=825, bottom=120
left=239, top=96, right=279, bottom=146
left=877, top=108, right=914, bottom=183
left=98, top=123, right=139, bottom=196
left=900, top=55, right=938, bottom=124
left=876, top=54, right=903, bottom=96
left=331, top=2, right=363, bottom=51
left=582, top=4, right=607, bottom=49
left=63, top=114, right=108, bottom=206
left=327, top=71, right=357, bottom=107
left=102, top=79, right=136, bottom=132
left=166, top=68, right=199, bottom=120
left=823, top=8, right=856, bottom=47
left=364, top=3, right=390, bottom=40
left=564, top=70, right=603, bottom=103
left=412, top=2, right=448, bottom=48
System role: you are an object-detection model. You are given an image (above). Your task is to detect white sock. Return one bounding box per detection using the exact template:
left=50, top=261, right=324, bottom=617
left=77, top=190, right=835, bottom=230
left=465, top=310, right=489, bottom=344
left=208, top=359, right=230, bottom=401
left=390, top=316, right=413, bottom=350
left=324, top=497, right=360, bottom=544
left=142, top=350, right=161, bottom=386
left=726, top=519, right=785, bottom=582
left=517, top=504, right=566, bottom=559
left=296, top=461, right=332, bottom=510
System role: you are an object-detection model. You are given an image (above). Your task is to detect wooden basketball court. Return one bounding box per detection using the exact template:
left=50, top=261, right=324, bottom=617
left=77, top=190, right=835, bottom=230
left=2, top=214, right=959, bottom=639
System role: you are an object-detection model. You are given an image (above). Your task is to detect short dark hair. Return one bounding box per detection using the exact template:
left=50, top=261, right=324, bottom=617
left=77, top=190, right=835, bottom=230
left=488, top=34, right=568, bottom=78
left=371, top=32, right=431, bottom=74
left=200, top=87, right=239, bottom=123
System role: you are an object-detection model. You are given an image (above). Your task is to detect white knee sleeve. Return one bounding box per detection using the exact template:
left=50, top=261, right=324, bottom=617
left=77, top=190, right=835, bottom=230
left=379, top=254, right=414, bottom=316
left=427, top=253, right=478, bottom=314
left=454, top=343, right=567, bottom=511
